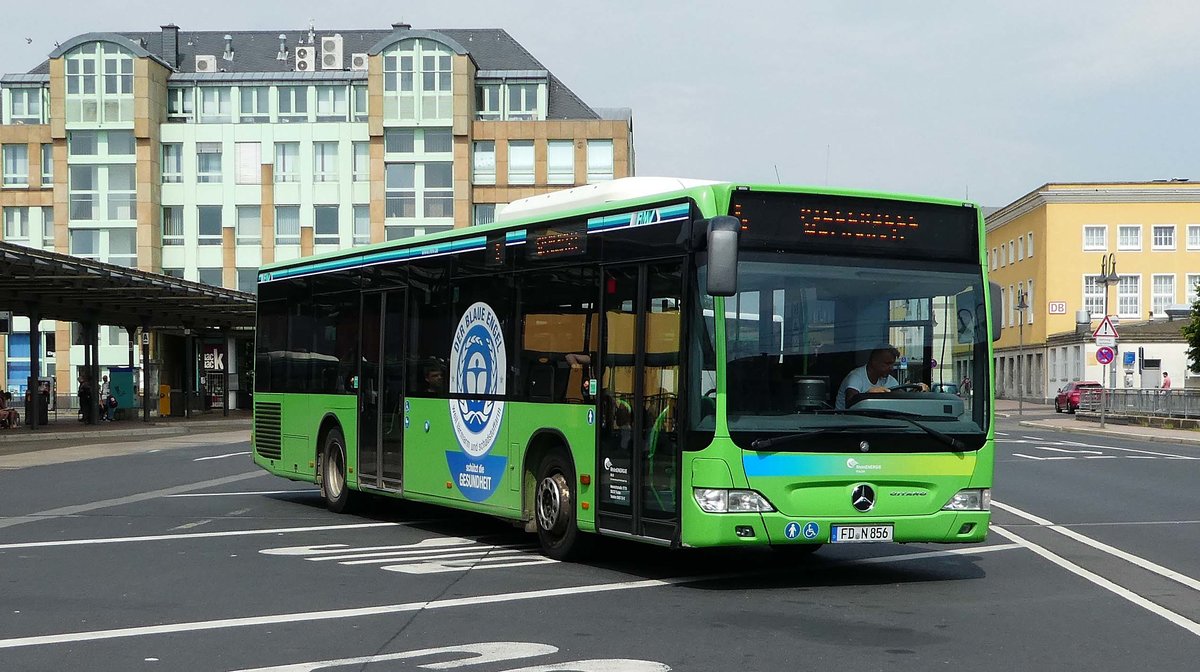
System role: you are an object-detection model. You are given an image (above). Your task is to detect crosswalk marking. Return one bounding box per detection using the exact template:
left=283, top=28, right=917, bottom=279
left=261, top=536, right=555, bottom=575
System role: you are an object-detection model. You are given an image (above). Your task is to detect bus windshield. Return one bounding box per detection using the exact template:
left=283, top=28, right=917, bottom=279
left=714, top=255, right=989, bottom=449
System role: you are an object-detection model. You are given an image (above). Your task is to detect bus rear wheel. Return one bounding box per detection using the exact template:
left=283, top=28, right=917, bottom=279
left=534, top=452, right=590, bottom=561
left=321, top=428, right=354, bottom=513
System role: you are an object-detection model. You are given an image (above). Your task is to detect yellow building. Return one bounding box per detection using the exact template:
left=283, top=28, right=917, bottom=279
left=986, top=181, right=1200, bottom=401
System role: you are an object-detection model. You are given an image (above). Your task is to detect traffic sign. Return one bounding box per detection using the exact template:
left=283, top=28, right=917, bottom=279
left=1095, top=336, right=1116, bottom=347
left=1096, top=346, right=1115, bottom=365
left=1093, top=315, right=1119, bottom=339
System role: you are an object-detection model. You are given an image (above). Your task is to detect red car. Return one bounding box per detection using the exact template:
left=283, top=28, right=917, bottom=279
left=1054, top=381, right=1102, bottom=413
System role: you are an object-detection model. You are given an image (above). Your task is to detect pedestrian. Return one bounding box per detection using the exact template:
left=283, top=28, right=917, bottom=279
left=78, top=375, right=93, bottom=423
left=99, top=374, right=114, bottom=422
left=1161, top=371, right=1172, bottom=390
left=0, top=391, right=19, bottom=429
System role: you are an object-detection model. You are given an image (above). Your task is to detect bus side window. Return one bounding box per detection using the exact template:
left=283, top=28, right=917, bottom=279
left=518, top=267, right=598, bottom=403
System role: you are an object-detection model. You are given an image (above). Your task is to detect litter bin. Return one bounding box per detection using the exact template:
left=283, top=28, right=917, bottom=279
left=159, top=384, right=171, bottom=417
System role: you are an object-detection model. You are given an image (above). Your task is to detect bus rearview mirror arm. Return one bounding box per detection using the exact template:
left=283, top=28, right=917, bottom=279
left=706, top=216, right=741, bottom=297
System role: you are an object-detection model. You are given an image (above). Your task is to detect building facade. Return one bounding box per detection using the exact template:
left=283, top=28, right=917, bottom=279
left=986, top=182, right=1200, bottom=401
left=0, top=23, right=634, bottom=407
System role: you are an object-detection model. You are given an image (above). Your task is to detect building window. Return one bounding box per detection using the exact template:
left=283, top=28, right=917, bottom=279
left=991, top=247, right=998, bottom=269
left=315, top=86, right=348, bottom=122
left=2, top=144, right=29, bottom=186
left=3, top=207, right=30, bottom=241
left=547, top=140, right=574, bottom=184
left=161, top=144, right=183, bottom=183
left=162, top=206, right=183, bottom=245
left=235, top=142, right=261, bottom=185
left=384, top=163, right=415, bottom=218
left=107, top=130, right=135, bottom=155
left=274, top=142, right=299, bottom=182
left=472, top=141, right=495, bottom=185
left=476, top=83, right=501, bottom=120
left=69, top=229, right=99, bottom=260
left=352, top=85, right=368, bottom=122
left=1026, top=232, right=1034, bottom=258
left=198, top=87, right=232, bottom=123
left=9, top=88, right=43, bottom=123
left=65, top=43, right=133, bottom=123
left=1007, top=240, right=1014, bottom=264
left=1026, top=279, right=1034, bottom=325
left=1117, top=275, right=1140, bottom=318
left=69, top=165, right=98, bottom=220
left=1117, top=224, right=1141, bottom=250
left=473, top=203, right=496, bottom=227
left=423, top=128, right=452, bottom=153
left=40, top=206, right=53, bottom=248
left=236, top=205, right=261, bottom=245
left=277, top=86, right=309, bottom=122
left=198, top=268, right=223, bottom=287
left=237, top=268, right=258, bottom=295
left=1152, top=274, right=1176, bottom=316
left=167, top=86, right=194, bottom=122
left=1083, top=225, right=1107, bottom=251
left=1083, top=276, right=1105, bottom=318
left=162, top=267, right=184, bottom=279
left=40, top=144, right=53, bottom=185
left=69, top=131, right=98, bottom=156
left=382, top=39, right=452, bottom=121
left=314, top=206, right=340, bottom=245
left=353, top=205, right=370, bottom=245
left=313, top=142, right=339, bottom=182
left=1152, top=224, right=1175, bottom=250
left=239, top=86, right=270, bottom=123
left=385, top=128, right=415, bottom=154
left=198, top=206, right=223, bottom=246
left=1188, top=224, right=1200, bottom=250
left=197, top=143, right=223, bottom=183
left=1017, top=237, right=1024, bottom=261
left=586, top=140, right=613, bottom=182
left=423, top=162, right=453, bottom=218
left=275, top=206, right=300, bottom=245
left=1188, top=274, right=1200, bottom=304
left=108, top=228, right=136, bottom=267
left=352, top=142, right=370, bottom=182
left=1008, top=284, right=1016, bottom=327
left=507, top=140, right=534, bottom=185
left=506, top=83, right=538, bottom=120
left=107, top=165, right=136, bottom=220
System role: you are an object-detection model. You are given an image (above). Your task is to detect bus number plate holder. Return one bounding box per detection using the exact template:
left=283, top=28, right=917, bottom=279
left=830, top=524, right=893, bottom=543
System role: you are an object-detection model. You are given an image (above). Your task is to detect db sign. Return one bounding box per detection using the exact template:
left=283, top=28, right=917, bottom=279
left=1048, top=301, right=1067, bottom=315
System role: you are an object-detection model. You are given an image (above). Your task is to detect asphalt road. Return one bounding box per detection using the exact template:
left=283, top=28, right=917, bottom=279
left=1, top=419, right=1197, bottom=671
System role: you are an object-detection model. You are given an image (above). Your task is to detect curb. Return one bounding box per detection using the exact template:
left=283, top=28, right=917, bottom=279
left=1017, top=420, right=1200, bottom=447
left=0, top=421, right=251, bottom=445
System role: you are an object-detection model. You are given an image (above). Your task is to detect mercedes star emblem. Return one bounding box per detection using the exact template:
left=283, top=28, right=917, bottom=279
left=851, top=484, right=876, bottom=512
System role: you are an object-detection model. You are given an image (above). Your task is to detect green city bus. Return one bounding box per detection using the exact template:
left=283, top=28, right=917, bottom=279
left=252, top=178, right=1000, bottom=559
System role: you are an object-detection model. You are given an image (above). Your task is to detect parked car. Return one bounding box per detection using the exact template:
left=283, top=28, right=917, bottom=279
left=931, top=383, right=959, bottom=395
left=1055, top=381, right=1102, bottom=413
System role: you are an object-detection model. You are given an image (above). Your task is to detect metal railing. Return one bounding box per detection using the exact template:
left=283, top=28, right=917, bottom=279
left=1078, top=388, right=1200, bottom=419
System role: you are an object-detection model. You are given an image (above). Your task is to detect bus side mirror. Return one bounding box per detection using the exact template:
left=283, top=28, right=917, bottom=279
left=706, top=216, right=740, bottom=297
left=989, top=281, right=1002, bottom=342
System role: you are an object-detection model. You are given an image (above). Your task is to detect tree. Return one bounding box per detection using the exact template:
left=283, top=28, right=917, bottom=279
left=1184, top=282, right=1200, bottom=375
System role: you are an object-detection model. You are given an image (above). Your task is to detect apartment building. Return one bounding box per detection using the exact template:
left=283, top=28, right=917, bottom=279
left=0, top=23, right=634, bottom=404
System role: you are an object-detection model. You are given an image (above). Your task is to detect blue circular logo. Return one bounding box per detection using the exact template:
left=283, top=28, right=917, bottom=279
left=802, top=522, right=819, bottom=540
left=784, top=522, right=801, bottom=539
left=449, top=302, right=506, bottom=458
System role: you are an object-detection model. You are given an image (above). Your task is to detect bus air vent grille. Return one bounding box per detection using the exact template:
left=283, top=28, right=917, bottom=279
left=255, top=402, right=282, bottom=460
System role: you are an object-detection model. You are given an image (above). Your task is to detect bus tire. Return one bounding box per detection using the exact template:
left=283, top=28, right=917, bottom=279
left=321, top=427, right=354, bottom=514
left=534, top=451, right=590, bottom=561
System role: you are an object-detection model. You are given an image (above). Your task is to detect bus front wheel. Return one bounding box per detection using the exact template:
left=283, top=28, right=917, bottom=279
left=535, top=452, right=589, bottom=561
left=321, top=428, right=354, bottom=513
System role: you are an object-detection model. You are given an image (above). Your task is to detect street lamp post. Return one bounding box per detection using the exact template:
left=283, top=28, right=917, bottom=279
left=1098, top=253, right=1119, bottom=427
left=1016, top=288, right=1028, bottom=416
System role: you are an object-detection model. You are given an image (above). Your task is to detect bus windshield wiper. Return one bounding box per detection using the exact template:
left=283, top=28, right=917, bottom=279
left=749, top=425, right=898, bottom=450
left=814, top=409, right=966, bottom=451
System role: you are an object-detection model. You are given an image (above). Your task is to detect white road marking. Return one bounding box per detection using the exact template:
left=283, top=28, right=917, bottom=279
left=0, top=471, right=267, bottom=531
left=227, top=508, right=252, bottom=516
left=1036, top=446, right=1102, bottom=455
left=0, top=522, right=403, bottom=550
left=849, top=543, right=1020, bottom=564
left=1082, top=455, right=1118, bottom=459
left=990, top=525, right=1200, bottom=637
left=995, top=431, right=1009, bottom=436
left=230, top=642, right=560, bottom=672
left=193, top=451, right=251, bottom=462
left=1059, top=440, right=1197, bottom=459
left=169, top=520, right=212, bottom=531
left=993, top=501, right=1200, bottom=593
left=1012, top=453, right=1046, bottom=460
left=262, top=536, right=554, bottom=574
left=167, top=490, right=316, bottom=498
left=0, top=544, right=1023, bottom=650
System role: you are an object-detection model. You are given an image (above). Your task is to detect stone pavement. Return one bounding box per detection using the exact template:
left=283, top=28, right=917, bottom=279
left=0, top=409, right=251, bottom=455
left=994, top=398, right=1200, bottom=446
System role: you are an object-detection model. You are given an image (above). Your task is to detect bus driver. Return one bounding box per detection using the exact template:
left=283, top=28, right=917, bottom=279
left=835, top=345, right=928, bottom=410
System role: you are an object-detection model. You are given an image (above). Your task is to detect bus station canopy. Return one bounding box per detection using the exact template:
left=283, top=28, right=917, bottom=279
left=0, top=241, right=256, bottom=331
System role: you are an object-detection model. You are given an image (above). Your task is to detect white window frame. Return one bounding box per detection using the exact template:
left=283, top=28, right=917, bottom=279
left=236, top=205, right=261, bottom=245
left=277, top=85, right=310, bottom=122
left=198, top=87, right=232, bottom=123
left=352, top=205, right=370, bottom=245
left=1117, top=224, right=1141, bottom=251
left=161, top=205, right=184, bottom=246
left=275, top=206, right=301, bottom=246
left=1083, top=275, right=1106, bottom=319
left=1006, top=240, right=1015, bottom=264
left=1188, top=224, right=1200, bottom=250
left=3, top=206, right=30, bottom=241
left=9, top=87, right=43, bottom=123
left=1187, top=274, right=1200, bottom=305
left=234, top=142, right=261, bottom=185
left=1026, top=232, right=1034, bottom=258
left=313, top=142, right=339, bottom=183
left=1026, top=279, right=1034, bottom=325
left=422, top=162, right=453, bottom=218
left=274, top=142, right=299, bottom=183
left=40, top=206, right=53, bottom=248
left=196, top=142, right=223, bottom=184
left=507, top=140, right=534, bottom=185
left=586, top=139, right=614, bottom=183
left=1117, top=274, right=1141, bottom=319
left=315, top=86, right=348, bottom=122
left=352, top=142, right=370, bottom=182
left=167, top=86, right=194, bottom=121
left=238, top=86, right=270, bottom=123
left=162, top=144, right=183, bottom=183
left=476, top=82, right=501, bottom=120
left=505, top=82, right=538, bottom=121
left=473, top=203, right=497, bottom=227
left=352, top=85, right=368, bottom=122
left=2, top=144, right=29, bottom=186
left=384, top=163, right=415, bottom=218
left=547, top=140, right=574, bottom=184
left=1152, top=274, right=1176, bottom=317
left=106, top=164, right=136, bottom=221
left=314, top=205, right=340, bottom=245
left=472, top=141, right=495, bottom=185
left=197, top=205, right=223, bottom=246
left=1083, top=225, right=1107, bottom=251
left=1152, top=224, right=1176, bottom=250
left=1017, top=237, right=1024, bottom=261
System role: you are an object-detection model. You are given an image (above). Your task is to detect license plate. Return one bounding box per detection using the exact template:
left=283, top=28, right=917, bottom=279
left=830, top=524, right=893, bottom=543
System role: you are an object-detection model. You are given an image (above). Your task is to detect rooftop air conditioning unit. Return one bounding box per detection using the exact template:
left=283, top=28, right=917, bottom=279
left=194, top=55, right=217, bottom=72
left=320, top=34, right=343, bottom=70
left=294, top=46, right=315, bottom=72
left=350, top=52, right=368, bottom=71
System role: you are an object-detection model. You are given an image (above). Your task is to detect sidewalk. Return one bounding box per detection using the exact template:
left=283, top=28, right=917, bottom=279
left=994, top=399, right=1200, bottom=446
left=0, top=409, right=252, bottom=448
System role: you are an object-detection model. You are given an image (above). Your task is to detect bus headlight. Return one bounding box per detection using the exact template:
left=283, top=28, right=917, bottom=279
left=942, top=488, right=991, bottom=511
left=693, top=488, right=775, bottom=513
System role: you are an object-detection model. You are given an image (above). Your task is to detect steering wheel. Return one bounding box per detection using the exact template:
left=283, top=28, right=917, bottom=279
left=892, top=383, right=925, bottom=392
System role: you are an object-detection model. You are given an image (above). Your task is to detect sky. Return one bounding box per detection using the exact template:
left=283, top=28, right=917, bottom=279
left=1, top=0, right=1196, bottom=207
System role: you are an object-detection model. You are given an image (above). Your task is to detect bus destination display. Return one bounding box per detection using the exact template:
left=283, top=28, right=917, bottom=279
left=528, top=223, right=587, bottom=259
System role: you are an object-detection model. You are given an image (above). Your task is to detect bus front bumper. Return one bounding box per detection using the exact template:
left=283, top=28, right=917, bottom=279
left=680, top=510, right=990, bottom=547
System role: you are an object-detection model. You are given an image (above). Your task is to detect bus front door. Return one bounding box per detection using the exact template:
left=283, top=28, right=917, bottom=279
left=359, top=289, right=407, bottom=491
left=597, top=263, right=683, bottom=543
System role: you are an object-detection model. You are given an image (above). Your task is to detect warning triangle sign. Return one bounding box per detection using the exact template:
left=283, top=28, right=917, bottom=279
left=1092, top=315, right=1119, bottom=339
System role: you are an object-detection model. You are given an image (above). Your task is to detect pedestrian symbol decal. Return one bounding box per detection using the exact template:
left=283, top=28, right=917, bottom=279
left=784, top=522, right=801, bottom=539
